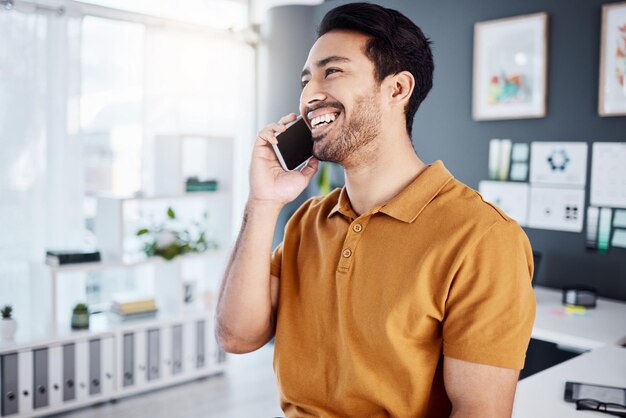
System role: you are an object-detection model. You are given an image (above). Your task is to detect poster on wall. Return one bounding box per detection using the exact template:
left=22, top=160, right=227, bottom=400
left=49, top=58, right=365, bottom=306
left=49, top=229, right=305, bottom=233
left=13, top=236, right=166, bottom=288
left=598, top=1, right=626, bottom=116
left=590, top=142, right=626, bottom=208
left=529, top=142, right=588, bottom=187
left=472, top=12, right=548, bottom=121
left=528, top=186, right=585, bottom=232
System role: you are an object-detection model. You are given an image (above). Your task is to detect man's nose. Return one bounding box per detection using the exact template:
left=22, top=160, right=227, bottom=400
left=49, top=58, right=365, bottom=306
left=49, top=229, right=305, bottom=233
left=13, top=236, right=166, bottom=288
left=300, top=79, right=327, bottom=109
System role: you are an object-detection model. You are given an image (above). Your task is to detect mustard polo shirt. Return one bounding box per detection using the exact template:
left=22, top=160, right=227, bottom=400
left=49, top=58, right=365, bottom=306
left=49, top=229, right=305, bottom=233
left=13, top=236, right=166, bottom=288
left=270, top=161, right=536, bottom=418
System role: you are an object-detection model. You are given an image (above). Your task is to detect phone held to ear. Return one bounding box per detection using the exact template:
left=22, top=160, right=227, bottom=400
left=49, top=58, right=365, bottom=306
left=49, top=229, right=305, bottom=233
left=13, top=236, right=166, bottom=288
left=272, top=116, right=313, bottom=171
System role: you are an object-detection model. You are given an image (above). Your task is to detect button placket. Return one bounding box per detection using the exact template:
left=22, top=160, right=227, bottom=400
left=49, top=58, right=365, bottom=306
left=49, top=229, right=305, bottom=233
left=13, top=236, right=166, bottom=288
left=336, top=216, right=371, bottom=274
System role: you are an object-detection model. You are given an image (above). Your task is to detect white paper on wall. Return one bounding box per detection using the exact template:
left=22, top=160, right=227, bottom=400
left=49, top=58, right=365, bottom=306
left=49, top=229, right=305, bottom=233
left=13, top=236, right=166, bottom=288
left=478, top=181, right=529, bottom=226
left=527, top=186, right=585, bottom=232
left=530, top=142, right=588, bottom=187
left=590, top=142, right=626, bottom=208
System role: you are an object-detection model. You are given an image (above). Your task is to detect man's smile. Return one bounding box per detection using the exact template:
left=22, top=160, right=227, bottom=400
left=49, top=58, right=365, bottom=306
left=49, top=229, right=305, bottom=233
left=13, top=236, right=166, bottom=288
left=306, top=106, right=343, bottom=138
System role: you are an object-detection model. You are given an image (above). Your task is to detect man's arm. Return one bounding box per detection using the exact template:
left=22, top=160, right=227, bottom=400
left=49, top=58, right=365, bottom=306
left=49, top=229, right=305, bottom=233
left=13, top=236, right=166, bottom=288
left=215, top=113, right=318, bottom=354
left=444, top=356, right=519, bottom=418
left=216, top=201, right=282, bottom=354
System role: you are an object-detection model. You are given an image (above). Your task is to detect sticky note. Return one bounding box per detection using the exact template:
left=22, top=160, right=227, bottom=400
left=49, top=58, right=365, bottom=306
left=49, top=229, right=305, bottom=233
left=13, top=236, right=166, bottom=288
left=612, top=229, right=626, bottom=249
left=614, top=210, right=626, bottom=228
left=511, top=143, right=530, bottom=162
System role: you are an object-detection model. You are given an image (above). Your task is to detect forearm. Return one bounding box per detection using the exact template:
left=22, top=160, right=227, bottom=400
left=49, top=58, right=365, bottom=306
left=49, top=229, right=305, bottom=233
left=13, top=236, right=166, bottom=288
left=216, top=199, right=282, bottom=353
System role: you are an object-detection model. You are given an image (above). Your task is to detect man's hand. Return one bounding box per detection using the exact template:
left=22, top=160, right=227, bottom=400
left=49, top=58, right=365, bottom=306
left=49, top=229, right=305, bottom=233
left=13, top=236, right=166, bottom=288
left=444, top=356, right=519, bottom=418
left=249, top=113, right=319, bottom=207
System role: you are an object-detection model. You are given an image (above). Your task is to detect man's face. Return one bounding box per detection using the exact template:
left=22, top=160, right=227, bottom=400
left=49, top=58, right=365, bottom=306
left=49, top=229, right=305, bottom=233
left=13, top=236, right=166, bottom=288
left=300, top=30, right=382, bottom=163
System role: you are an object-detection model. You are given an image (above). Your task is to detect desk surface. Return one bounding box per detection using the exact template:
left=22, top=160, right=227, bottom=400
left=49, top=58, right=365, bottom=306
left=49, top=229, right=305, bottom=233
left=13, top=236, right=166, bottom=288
left=513, top=345, right=626, bottom=418
left=532, top=286, right=626, bottom=351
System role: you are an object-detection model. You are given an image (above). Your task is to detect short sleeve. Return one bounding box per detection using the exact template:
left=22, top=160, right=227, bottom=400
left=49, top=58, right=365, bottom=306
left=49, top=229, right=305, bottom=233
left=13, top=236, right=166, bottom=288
left=442, top=220, right=536, bottom=370
left=270, top=242, right=283, bottom=278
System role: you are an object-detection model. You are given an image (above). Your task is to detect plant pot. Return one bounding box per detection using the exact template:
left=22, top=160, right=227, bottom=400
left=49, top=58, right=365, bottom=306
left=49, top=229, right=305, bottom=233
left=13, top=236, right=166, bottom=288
left=1, top=318, right=17, bottom=341
left=71, top=312, right=89, bottom=330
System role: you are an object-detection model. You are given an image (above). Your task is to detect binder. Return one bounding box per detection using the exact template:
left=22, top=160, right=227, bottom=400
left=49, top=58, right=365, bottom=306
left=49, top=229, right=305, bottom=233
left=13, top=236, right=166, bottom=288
left=134, top=331, right=147, bottom=387
left=89, top=339, right=101, bottom=396
left=196, top=320, right=206, bottom=369
left=62, top=343, right=76, bottom=402
left=172, top=324, right=183, bottom=376
left=33, top=348, right=49, bottom=409
left=160, top=326, right=172, bottom=380
left=18, top=350, right=33, bottom=414
left=183, top=322, right=195, bottom=374
left=75, top=341, right=89, bottom=400
left=101, top=337, right=114, bottom=395
left=1, top=352, right=19, bottom=416
left=48, top=345, right=63, bottom=407
left=122, top=333, right=134, bottom=388
left=146, top=329, right=160, bottom=381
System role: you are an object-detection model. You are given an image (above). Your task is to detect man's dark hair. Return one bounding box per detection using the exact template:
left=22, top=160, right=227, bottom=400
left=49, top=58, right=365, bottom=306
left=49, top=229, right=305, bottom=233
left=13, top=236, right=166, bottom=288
left=318, top=2, right=434, bottom=137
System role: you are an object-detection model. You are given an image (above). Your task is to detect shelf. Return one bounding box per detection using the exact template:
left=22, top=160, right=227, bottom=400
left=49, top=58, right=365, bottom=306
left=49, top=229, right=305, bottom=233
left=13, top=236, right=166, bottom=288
left=0, top=307, right=213, bottom=353
left=56, top=308, right=212, bottom=338
left=46, top=249, right=230, bottom=274
left=96, top=191, right=231, bottom=202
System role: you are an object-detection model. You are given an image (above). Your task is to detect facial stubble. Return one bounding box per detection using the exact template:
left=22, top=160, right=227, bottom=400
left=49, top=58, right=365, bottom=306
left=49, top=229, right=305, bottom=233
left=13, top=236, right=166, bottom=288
left=312, top=94, right=381, bottom=164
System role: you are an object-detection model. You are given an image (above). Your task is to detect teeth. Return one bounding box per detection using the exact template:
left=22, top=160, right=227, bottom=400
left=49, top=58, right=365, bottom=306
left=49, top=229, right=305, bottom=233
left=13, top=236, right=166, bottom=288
left=311, top=113, right=337, bottom=128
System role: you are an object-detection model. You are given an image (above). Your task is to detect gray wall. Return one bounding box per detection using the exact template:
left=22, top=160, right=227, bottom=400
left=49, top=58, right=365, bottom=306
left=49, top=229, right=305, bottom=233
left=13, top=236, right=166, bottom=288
left=264, top=0, right=626, bottom=300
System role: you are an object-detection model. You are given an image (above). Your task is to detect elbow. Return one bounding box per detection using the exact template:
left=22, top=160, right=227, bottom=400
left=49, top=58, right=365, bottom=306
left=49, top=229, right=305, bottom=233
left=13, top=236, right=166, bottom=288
left=215, top=322, right=269, bottom=354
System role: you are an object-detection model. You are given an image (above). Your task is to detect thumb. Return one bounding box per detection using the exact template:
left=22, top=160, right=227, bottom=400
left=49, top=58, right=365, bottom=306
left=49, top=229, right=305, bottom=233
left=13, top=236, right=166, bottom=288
left=300, top=157, right=319, bottom=183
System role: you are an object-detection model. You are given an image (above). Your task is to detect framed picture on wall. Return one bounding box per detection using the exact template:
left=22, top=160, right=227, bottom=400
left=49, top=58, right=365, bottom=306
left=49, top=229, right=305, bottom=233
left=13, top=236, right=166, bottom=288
left=472, top=13, right=548, bottom=121
left=598, top=1, right=626, bottom=116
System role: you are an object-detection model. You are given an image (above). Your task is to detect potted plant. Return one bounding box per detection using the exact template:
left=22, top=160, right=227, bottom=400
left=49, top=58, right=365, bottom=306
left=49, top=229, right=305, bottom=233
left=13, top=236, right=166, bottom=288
left=71, top=303, right=90, bottom=330
left=1, top=305, right=17, bottom=341
left=136, top=207, right=217, bottom=261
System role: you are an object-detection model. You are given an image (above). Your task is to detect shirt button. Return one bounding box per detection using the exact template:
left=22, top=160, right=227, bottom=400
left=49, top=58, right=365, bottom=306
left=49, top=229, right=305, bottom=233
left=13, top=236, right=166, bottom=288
left=353, top=223, right=363, bottom=233
left=342, top=248, right=352, bottom=258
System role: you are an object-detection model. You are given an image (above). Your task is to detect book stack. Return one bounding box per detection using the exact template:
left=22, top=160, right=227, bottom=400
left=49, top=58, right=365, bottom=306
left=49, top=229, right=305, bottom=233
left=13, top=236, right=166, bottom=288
left=111, top=293, right=158, bottom=319
left=185, top=177, right=218, bottom=192
left=46, top=250, right=101, bottom=266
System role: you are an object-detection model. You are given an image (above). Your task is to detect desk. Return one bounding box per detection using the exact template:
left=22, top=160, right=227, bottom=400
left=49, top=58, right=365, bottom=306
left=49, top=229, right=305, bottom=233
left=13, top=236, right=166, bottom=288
left=532, top=286, right=626, bottom=351
left=513, top=346, right=626, bottom=417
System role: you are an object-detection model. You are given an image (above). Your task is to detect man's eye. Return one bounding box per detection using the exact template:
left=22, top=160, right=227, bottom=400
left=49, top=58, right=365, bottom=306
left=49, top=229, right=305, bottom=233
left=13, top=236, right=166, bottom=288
left=325, top=68, right=341, bottom=77
left=301, top=79, right=309, bottom=88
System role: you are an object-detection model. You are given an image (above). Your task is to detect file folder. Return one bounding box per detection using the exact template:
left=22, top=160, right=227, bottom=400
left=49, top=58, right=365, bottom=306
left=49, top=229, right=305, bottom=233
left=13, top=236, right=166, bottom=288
left=62, top=343, right=76, bottom=402
left=1, top=353, right=19, bottom=416
left=33, top=348, right=49, bottom=409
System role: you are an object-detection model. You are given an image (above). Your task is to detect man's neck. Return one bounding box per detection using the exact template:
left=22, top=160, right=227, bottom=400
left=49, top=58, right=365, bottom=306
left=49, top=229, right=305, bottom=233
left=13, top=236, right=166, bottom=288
left=342, top=131, right=427, bottom=216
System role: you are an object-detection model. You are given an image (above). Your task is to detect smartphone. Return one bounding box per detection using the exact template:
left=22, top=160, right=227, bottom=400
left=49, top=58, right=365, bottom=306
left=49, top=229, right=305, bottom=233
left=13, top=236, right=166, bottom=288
left=271, top=116, right=313, bottom=171
left=564, top=381, right=626, bottom=404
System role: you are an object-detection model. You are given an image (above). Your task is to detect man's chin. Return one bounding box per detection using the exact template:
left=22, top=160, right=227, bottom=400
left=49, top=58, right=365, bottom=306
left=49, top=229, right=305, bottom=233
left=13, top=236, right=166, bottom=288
left=313, top=144, right=342, bottom=164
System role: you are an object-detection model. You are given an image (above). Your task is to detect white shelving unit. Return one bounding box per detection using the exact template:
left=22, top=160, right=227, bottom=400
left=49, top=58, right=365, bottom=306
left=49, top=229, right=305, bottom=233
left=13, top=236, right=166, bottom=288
left=0, top=135, right=235, bottom=417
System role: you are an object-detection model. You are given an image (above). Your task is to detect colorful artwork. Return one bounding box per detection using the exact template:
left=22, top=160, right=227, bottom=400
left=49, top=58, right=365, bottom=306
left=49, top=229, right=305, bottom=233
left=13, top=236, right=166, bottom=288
left=473, top=13, right=548, bottom=120
left=487, top=72, right=530, bottom=105
left=599, top=2, right=626, bottom=116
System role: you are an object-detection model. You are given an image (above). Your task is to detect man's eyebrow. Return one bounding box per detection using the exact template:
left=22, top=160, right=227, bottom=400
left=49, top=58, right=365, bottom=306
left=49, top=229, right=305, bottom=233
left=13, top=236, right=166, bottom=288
left=301, top=56, right=351, bottom=78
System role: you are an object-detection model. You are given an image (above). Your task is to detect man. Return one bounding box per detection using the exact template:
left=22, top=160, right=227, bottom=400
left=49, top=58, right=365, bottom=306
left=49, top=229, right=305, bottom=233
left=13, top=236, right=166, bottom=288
left=217, top=3, right=535, bottom=417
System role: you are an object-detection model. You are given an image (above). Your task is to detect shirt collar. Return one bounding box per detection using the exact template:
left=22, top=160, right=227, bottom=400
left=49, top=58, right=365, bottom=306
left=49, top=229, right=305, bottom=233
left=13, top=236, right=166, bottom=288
left=328, top=160, right=454, bottom=223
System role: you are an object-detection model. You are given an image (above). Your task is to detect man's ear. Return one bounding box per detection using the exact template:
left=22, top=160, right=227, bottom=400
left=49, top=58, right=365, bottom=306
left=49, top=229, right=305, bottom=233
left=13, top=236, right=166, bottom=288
left=386, top=71, right=415, bottom=108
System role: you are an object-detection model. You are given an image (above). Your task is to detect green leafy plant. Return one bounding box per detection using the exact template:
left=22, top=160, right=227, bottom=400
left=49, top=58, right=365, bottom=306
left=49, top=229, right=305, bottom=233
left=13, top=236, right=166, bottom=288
left=71, top=303, right=89, bottom=330
left=136, top=207, right=217, bottom=261
left=72, top=303, right=89, bottom=314
left=1, top=305, right=12, bottom=319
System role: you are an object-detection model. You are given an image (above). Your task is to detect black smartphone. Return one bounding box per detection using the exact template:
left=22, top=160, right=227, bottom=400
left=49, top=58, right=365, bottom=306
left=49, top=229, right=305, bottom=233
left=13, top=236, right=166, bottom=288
left=564, top=381, right=626, bottom=404
left=271, top=116, right=313, bottom=171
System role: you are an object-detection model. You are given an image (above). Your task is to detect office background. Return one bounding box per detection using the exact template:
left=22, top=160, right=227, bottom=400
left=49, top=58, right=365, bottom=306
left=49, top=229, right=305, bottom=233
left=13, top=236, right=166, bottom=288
left=265, top=0, right=626, bottom=301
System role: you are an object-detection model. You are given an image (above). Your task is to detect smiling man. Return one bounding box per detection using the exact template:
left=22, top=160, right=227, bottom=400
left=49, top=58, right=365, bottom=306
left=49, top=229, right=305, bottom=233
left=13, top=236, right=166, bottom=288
left=216, top=3, right=536, bottom=417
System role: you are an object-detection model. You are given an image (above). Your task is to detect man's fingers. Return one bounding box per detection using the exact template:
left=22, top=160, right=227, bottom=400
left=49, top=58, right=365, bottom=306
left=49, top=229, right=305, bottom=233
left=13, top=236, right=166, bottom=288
left=278, top=113, right=297, bottom=125
left=257, top=131, right=277, bottom=145
left=300, top=158, right=319, bottom=180
left=267, top=122, right=287, bottom=134
left=256, top=113, right=298, bottom=145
